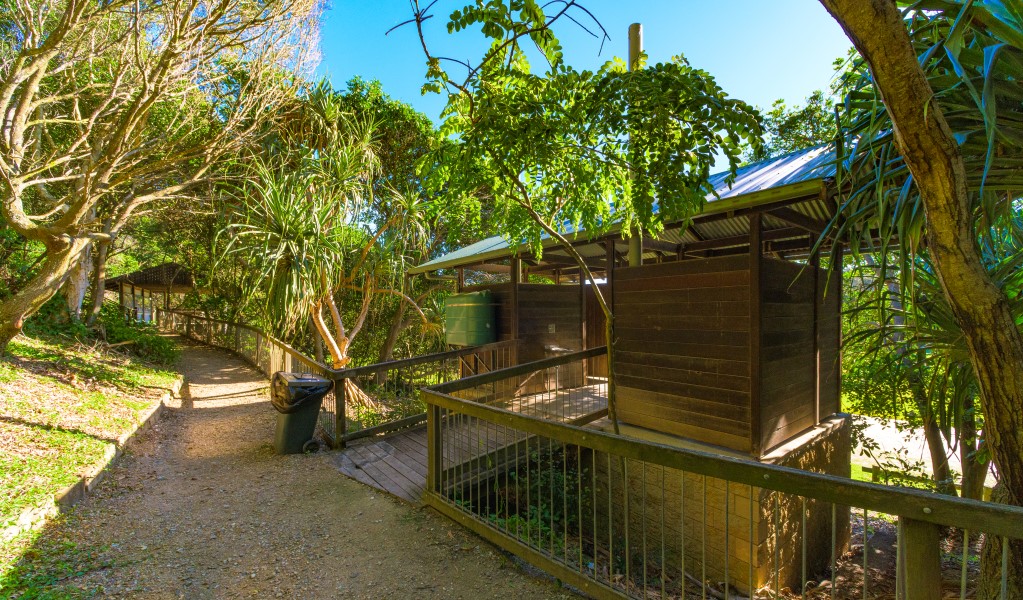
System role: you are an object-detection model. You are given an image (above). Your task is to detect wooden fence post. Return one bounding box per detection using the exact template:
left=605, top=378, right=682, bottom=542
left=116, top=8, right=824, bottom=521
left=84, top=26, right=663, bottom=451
left=336, top=378, right=347, bottom=449
left=426, top=401, right=442, bottom=494
left=185, top=315, right=192, bottom=339
left=900, top=516, right=942, bottom=600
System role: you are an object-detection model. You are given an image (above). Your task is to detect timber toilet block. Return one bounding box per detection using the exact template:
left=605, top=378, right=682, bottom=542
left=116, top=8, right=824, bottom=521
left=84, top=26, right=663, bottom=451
left=598, top=254, right=851, bottom=593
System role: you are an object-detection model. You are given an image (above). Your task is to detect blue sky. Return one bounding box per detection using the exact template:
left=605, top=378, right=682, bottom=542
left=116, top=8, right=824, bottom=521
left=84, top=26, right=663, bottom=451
left=316, top=1, right=853, bottom=124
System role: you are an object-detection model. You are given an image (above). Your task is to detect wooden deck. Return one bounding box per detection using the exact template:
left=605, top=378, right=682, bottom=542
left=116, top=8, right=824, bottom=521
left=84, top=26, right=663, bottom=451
left=334, top=384, right=607, bottom=504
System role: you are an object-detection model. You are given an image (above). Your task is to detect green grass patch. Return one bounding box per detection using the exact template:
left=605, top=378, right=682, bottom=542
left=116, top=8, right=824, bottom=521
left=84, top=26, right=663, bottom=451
left=1, top=527, right=103, bottom=599
left=1, top=333, right=180, bottom=584
left=0, top=424, right=109, bottom=526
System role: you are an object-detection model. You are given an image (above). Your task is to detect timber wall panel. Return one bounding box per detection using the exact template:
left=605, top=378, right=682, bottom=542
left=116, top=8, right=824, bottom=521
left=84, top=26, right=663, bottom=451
left=759, top=259, right=818, bottom=453
left=615, top=256, right=753, bottom=453
left=817, top=268, right=842, bottom=419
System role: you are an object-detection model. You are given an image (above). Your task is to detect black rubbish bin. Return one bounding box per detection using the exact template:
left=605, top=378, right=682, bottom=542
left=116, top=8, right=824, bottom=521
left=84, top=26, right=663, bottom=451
left=271, top=372, right=333, bottom=454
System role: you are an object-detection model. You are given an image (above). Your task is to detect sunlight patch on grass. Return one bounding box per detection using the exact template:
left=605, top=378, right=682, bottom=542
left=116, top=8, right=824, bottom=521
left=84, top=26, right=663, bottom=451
left=0, top=333, right=179, bottom=581
left=0, top=421, right=109, bottom=526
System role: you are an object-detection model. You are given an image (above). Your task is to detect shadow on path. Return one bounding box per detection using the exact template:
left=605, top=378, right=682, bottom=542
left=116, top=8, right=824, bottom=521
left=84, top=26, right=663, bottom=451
left=2, top=337, right=569, bottom=600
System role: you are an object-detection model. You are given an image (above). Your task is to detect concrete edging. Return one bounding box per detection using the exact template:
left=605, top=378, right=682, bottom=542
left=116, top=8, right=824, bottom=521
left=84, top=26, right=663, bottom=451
left=2, top=376, right=185, bottom=541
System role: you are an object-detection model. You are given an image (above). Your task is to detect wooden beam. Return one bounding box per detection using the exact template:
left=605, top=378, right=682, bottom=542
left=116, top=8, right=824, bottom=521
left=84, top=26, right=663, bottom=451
left=769, top=206, right=829, bottom=235
left=537, top=253, right=607, bottom=269
left=510, top=258, right=520, bottom=341
left=682, top=227, right=807, bottom=252
left=899, top=517, right=943, bottom=600
left=639, top=238, right=679, bottom=254
left=812, top=252, right=821, bottom=426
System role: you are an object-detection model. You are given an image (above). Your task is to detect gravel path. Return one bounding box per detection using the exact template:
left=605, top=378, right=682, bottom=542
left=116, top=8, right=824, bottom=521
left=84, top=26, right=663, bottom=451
left=25, top=339, right=570, bottom=599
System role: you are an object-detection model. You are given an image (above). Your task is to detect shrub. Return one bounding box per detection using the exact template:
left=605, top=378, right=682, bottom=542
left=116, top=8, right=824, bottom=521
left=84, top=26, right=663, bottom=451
left=99, top=304, right=179, bottom=365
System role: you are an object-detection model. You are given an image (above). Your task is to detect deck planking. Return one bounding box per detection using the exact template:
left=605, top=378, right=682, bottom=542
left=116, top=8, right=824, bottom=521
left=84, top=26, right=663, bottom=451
left=334, top=384, right=607, bottom=504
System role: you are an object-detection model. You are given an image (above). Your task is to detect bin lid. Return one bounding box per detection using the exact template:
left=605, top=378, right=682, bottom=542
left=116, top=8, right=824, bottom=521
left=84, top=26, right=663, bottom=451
left=274, top=372, right=331, bottom=387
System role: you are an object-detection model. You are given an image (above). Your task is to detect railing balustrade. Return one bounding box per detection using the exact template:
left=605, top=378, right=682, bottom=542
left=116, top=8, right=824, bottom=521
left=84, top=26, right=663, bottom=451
left=155, top=307, right=518, bottom=448
left=422, top=350, right=1023, bottom=600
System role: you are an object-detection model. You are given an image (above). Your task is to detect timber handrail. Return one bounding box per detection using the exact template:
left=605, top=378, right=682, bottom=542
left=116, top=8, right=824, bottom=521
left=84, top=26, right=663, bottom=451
left=329, top=339, right=519, bottom=379
left=156, top=307, right=326, bottom=373
left=429, top=345, right=605, bottom=394
left=424, top=388, right=1023, bottom=536
left=421, top=350, right=1023, bottom=600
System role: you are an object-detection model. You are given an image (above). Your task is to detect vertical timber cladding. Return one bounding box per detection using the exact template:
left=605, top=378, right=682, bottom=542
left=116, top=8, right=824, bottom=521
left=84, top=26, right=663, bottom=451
left=817, top=266, right=842, bottom=420
left=584, top=284, right=609, bottom=377
left=614, top=255, right=753, bottom=453
left=464, top=281, right=585, bottom=390
left=516, top=283, right=585, bottom=391
left=759, top=258, right=833, bottom=453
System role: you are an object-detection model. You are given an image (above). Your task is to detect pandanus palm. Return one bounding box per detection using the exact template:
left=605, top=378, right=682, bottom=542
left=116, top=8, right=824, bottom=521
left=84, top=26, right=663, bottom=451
left=824, top=6, right=1023, bottom=589
left=223, top=145, right=370, bottom=368
left=222, top=103, right=431, bottom=411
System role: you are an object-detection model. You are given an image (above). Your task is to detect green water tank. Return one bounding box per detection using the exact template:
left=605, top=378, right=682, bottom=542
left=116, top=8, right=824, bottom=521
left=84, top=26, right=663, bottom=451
left=445, top=291, right=497, bottom=346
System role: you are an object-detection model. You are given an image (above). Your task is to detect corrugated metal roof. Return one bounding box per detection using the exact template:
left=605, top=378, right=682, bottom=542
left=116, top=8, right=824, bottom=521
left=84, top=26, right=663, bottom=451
left=106, top=262, right=194, bottom=292
left=411, top=145, right=836, bottom=274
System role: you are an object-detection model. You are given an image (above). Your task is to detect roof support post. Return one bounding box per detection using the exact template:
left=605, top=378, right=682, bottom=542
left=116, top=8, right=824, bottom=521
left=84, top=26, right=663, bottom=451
left=749, top=212, right=763, bottom=457
left=812, top=247, right=821, bottom=426
left=627, top=23, right=643, bottom=268
left=510, top=258, right=521, bottom=343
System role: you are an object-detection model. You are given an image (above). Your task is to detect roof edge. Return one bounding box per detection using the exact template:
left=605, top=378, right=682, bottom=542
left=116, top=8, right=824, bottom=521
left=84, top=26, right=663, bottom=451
left=409, top=178, right=827, bottom=275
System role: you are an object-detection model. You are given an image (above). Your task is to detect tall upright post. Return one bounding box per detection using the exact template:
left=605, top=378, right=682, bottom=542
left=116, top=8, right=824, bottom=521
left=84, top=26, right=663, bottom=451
left=749, top=212, right=763, bottom=457
left=627, top=23, right=643, bottom=268
left=899, top=517, right=942, bottom=600
left=337, top=378, right=348, bottom=449
left=510, top=257, right=521, bottom=343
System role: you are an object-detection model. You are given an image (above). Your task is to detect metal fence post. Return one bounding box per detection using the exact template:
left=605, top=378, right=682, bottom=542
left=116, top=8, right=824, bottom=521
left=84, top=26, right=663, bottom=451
left=899, top=516, right=942, bottom=600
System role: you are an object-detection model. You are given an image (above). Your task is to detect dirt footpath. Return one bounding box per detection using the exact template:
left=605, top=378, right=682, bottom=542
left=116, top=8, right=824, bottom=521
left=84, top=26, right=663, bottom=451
left=19, top=339, right=570, bottom=599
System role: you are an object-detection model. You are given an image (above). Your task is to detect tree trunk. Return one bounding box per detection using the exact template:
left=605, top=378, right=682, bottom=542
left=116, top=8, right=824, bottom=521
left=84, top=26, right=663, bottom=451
left=921, top=414, right=956, bottom=495
left=906, top=373, right=957, bottom=495
left=977, top=482, right=1023, bottom=600
left=378, top=302, right=407, bottom=364
left=62, top=241, right=93, bottom=321
left=86, top=239, right=111, bottom=326
left=0, top=237, right=92, bottom=351
left=822, top=0, right=1023, bottom=515
left=960, top=393, right=990, bottom=501
left=308, top=316, right=325, bottom=365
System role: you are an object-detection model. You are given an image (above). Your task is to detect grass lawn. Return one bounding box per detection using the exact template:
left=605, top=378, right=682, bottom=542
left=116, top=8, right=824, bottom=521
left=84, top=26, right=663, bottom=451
left=0, top=333, right=179, bottom=580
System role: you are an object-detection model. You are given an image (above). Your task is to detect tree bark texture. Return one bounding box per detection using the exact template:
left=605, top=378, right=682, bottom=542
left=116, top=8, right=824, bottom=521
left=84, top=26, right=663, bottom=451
left=819, top=0, right=1023, bottom=586
left=0, top=237, right=91, bottom=351
left=63, top=241, right=93, bottom=321
left=978, top=482, right=1023, bottom=600
left=86, top=239, right=110, bottom=326
left=378, top=302, right=408, bottom=364
left=960, top=393, right=990, bottom=502
left=820, top=0, right=1023, bottom=503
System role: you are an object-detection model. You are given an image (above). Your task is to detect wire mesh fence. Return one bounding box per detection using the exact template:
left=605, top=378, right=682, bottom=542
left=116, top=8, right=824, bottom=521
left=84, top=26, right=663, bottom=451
left=423, top=351, right=1023, bottom=600
left=155, top=308, right=520, bottom=448
left=326, top=340, right=520, bottom=447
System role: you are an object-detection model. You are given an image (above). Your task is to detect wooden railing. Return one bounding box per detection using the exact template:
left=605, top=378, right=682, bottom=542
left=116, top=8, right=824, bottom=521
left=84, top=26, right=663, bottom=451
left=422, top=350, right=1023, bottom=600
left=155, top=307, right=519, bottom=448
left=327, top=340, right=519, bottom=447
